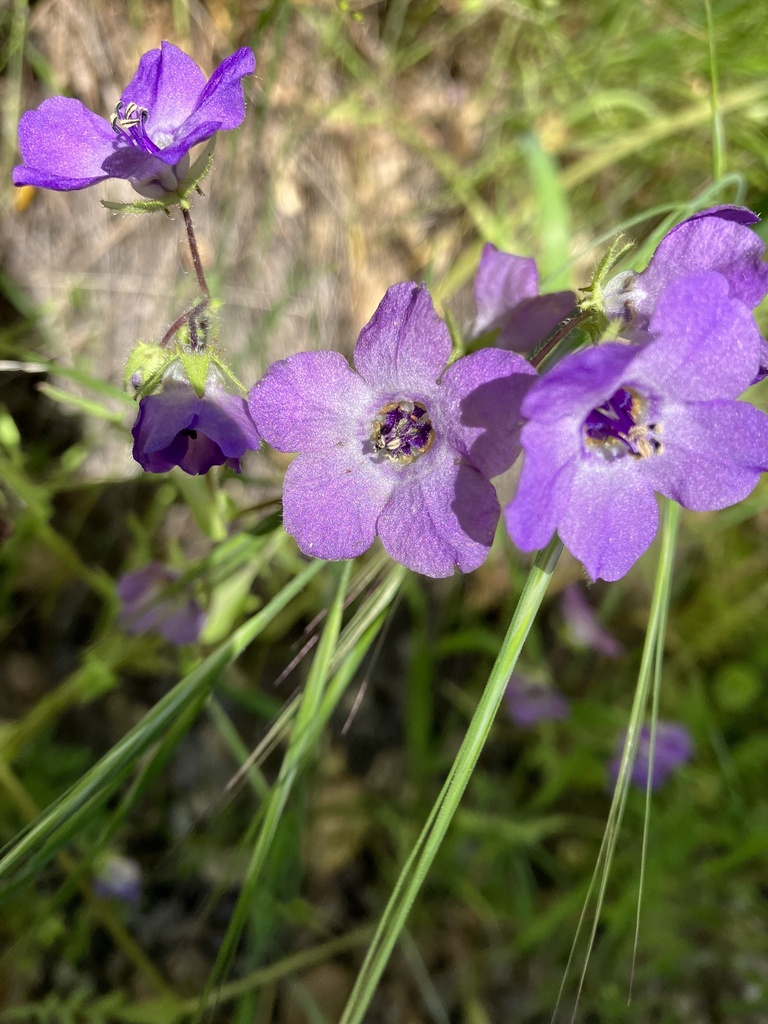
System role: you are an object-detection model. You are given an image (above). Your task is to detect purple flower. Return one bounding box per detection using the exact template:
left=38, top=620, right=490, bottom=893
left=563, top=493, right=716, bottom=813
left=560, top=585, right=623, bottom=659
left=93, top=854, right=142, bottom=903
left=603, top=206, right=768, bottom=336
left=249, top=282, right=536, bottom=577
left=472, top=243, right=576, bottom=352
left=13, top=42, right=255, bottom=197
left=505, top=273, right=768, bottom=582
left=117, top=562, right=204, bottom=645
left=132, top=364, right=260, bottom=475
left=609, top=721, right=693, bottom=791
left=505, top=673, right=569, bottom=727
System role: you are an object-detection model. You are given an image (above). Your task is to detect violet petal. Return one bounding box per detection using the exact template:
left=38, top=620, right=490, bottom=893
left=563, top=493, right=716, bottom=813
left=13, top=97, right=116, bottom=190
left=438, top=347, right=537, bottom=478
left=353, top=282, right=452, bottom=394
left=282, top=449, right=393, bottom=560
left=377, top=445, right=500, bottom=577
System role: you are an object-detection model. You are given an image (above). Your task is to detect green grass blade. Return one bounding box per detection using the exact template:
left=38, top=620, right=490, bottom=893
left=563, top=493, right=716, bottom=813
left=193, top=560, right=353, bottom=1020
left=338, top=537, right=563, bottom=1024
left=554, top=499, right=680, bottom=1020
left=0, top=559, right=325, bottom=894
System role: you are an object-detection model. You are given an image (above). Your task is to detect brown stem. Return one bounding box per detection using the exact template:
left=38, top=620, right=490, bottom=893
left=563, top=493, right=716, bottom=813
left=159, top=298, right=209, bottom=348
left=182, top=206, right=209, bottom=297
left=530, top=308, right=589, bottom=369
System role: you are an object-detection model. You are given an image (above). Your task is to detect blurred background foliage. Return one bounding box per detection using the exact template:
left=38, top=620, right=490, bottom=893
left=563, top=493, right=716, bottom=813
left=2, top=0, right=768, bottom=1021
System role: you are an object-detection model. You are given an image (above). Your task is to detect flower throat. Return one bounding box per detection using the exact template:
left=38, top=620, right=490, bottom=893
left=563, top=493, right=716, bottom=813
left=371, top=400, right=435, bottom=463
left=583, top=387, right=662, bottom=461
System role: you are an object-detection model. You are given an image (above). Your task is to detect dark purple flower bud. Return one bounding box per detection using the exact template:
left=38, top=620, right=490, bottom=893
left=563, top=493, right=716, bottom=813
left=131, top=364, right=260, bottom=475
left=472, top=243, right=576, bottom=352
left=249, top=282, right=537, bottom=577
left=505, top=673, right=569, bottom=728
left=13, top=43, right=255, bottom=196
left=117, top=562, right=204, bottom=645
left=506, top=273, right=768, bottom=581
left=560, top=585, right=623, bottom=658
left=602, top=206, right=768, bottom=335
left=609, top=721, right=693, bottom=791
left=93, top=853, right=142, bottom=903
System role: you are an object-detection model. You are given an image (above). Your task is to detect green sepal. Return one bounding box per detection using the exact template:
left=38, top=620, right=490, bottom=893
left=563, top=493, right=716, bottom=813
left=178, top=348, right=214, bottom=398
left=99, top=137, right=217, bottom=216
left=124, top=342, right=176, bottom=395
left=102, top=196, right=177, bottom=216
left=579, top=234, right=635, bottom=316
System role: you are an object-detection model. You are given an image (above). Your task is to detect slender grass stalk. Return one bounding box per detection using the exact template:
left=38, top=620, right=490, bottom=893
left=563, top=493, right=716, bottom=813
left=338, top=536, right=563, bottom=1024
left=553, top=499, right=680, bottom=1022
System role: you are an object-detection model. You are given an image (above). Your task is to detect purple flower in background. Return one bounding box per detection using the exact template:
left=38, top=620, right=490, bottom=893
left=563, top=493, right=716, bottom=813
left=117, top=562, right=204, bottom=645
left=472, top=243, right=576, bottom=352
left=609, top=721, right=693, bottom=791
left=250, top=282, right=537, bottom=577
left=13, top=42, right=255, bottom=197
left=560, top=585, right=623, bottom=659
left=93, top=854, right=142, bottom=904
left=132, top=364, right=260, bottom=475
left=505, top=273, right=768, bottom=581
left=603, top=206, right=768, bottom=337
left=505, top=673, right=569, bottom=727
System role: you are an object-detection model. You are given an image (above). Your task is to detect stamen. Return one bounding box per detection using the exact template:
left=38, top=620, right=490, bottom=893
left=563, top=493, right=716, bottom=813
left=110, top=101, right=150, bottom=144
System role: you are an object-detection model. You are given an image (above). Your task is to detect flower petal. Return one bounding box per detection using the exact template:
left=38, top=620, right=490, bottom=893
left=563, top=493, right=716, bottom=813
left=438, top=348, right=536, bottom=477
left=636, top=273, right=763, bottom=399
left=250, top=350, right=373, bottom=453
left=522, top=343, right=638, bottom=424
left=13, top=97, right=116, bottom=190
left=282, top=450, right=393, bottom=560
left=472, top=245, right=539, bottom=334
left=558, top=457, right=659, bottom=582
left=121, top=42, right=206, bottom=140
left=194, top=389, right=261, bottom=457
left=353, top=283, right=452, bottom=394
left=642, top=399, right=768, bottom=510
left=176, top=432, right=235, bottom=475
left=131, top=387, right=201, bottom=455
left=174, top=47, right=255, bottom=138
left=635, top=205, right=768, bottom=314
left=377, top=445, right=500, bottom=576
left=495, top=292, right=575, bottom=352
left=504, top=418, right=579, bottom=552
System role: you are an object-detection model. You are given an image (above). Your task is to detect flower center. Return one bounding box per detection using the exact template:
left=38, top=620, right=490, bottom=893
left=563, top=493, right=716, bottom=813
left=583, top=387, right=662, bottom=462
left=371, top=400, right=435, bottom=463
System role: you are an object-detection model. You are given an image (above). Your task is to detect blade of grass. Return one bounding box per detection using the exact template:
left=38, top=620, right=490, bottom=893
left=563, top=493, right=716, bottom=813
left=193, top=560, right=353, bottom=1020
left=338, top=536, right=563, bottom=1024
left=0, top=559, right=325, bottom=895
left=552, top=499, right=680, bottom=1022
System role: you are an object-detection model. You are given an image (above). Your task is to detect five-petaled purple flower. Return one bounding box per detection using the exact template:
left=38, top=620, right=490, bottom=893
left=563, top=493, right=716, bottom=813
left=505, top=273, right=768, bottom=582
left=505, top=673, right=570, bottom=727
left=602, top=206, right=768, bottom=342
left=609, top=720, right=693, bottom=791
left=13, top=42, right=255, bottom=197
left=249, top=282, right=537, bottom=577
left=117, top=562, right=205, bottom=645
left=472, top=243, right=575, bottom=352
left=132, top=364, right=261, bottom=475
